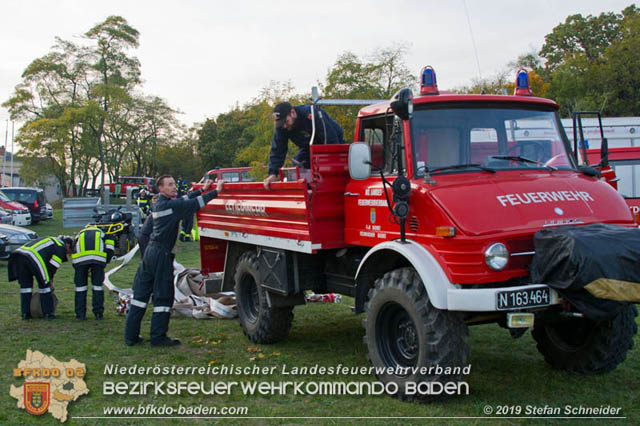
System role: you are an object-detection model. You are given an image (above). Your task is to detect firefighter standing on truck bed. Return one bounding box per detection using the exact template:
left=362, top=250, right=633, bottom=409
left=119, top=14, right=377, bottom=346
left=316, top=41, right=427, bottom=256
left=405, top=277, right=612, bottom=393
left=263, top=102, right=345, bottom=189
left=124, top=175, right=224, bottom=347
left=72, top=227, right=115, bottom=320
left=8, top=236, right=74, bottom=320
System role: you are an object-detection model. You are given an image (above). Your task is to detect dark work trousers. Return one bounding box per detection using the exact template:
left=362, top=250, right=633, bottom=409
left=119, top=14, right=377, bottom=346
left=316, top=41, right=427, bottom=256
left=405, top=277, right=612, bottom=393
left=17, top=255, right=54, bottom=317
left=124, top=244, right=175, bottom=344
left=138, top=232, right=150, bottom=258
left=74, top=264, right=105, bottom=318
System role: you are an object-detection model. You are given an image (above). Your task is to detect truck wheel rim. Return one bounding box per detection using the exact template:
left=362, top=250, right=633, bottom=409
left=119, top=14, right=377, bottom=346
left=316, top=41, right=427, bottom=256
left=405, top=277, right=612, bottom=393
left=377, top=302, right=418, bottom=368
left=240, top=275, right=259, bottom=323
left=547, top=318, right=593, bottom=351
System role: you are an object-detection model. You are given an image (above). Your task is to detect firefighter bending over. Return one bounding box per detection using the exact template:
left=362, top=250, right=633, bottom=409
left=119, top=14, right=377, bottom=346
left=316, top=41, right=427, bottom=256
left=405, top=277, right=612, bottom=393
left=8, top=236, right=74, bottom=320
left=263, top=102, right=345, bottom=189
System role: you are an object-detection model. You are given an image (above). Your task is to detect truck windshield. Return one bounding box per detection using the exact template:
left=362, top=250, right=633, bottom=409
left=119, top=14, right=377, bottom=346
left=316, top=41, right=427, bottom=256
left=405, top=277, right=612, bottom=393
left=411, top=106, right=575, bottom=175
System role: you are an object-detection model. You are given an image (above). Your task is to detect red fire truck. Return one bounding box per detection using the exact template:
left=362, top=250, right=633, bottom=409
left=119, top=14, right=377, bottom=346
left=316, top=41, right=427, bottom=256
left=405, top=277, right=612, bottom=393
left=587, top=147, right=640, bottom=224
left=105, top=176, right=155, bottom=198
left=196, top=68, right=637, bottom=399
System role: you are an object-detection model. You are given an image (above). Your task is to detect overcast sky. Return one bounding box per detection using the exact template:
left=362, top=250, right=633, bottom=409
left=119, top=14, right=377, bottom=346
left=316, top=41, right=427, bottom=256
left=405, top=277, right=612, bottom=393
left=0, top=0, right=635, bottom=139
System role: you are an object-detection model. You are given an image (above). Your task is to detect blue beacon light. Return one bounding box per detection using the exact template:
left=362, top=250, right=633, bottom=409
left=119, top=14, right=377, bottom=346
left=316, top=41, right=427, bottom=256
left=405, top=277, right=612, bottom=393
left=420, top=66, right=439, bottom=95
left=514, top=69, right=533, bottom=96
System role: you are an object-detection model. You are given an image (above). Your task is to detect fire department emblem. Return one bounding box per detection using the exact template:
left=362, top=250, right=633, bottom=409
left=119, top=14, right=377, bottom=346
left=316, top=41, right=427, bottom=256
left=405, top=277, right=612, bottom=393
left=370, top=208, right=376, bottom=224
left=24, top=382, right=50, bottom=415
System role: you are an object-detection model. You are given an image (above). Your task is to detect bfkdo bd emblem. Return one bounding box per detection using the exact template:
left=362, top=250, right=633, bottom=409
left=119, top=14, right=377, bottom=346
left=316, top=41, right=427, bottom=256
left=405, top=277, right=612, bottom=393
left=24, top=382, right=50, bottom=415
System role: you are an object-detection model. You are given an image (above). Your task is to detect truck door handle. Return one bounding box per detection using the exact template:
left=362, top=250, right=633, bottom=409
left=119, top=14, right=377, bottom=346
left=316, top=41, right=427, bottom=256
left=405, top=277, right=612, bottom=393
left=344, top=192, right=360, bottom=196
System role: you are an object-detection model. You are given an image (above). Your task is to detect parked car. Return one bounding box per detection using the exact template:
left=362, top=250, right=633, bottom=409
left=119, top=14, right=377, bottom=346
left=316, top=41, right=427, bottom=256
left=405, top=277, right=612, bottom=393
left=0, top=233, right=9, bottom=259
left=1, top=187, right=46, bottom=224
left=45, top=203, right=54, bottom=220
left=0, top=190, right=31, bottom=226
left=0, top=224, right=38, bottom=258
left=0, top=208, right=14, bottom=224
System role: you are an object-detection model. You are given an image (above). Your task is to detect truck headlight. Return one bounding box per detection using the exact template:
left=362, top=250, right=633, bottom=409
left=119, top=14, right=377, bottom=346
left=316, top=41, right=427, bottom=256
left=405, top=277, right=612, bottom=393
left=485, top=243, right=509, bottom=270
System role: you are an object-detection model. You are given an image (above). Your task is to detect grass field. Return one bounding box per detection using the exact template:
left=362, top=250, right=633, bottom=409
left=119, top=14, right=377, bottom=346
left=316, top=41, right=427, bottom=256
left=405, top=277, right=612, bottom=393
left=1, top=211, right=639, bottom=425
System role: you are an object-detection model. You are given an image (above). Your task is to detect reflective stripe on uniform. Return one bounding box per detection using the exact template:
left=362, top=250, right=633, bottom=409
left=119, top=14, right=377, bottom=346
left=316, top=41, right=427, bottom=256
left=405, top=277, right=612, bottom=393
left=39, top=287, right=52, bottom=294
left=72, top=254, right=107, bottom=264
left=75, top=286, right=88, bottom=292
left=73, top=228, right=107, bottom=261
left=49, top=258, right=61, bottom=268
left=153, top=306, right=171, bottom=313
left=131, top=299, right=147, bottom=308
left=152, top=208, right=173, bottom=219
left=92, top=285, right=103, bottom=291
left=16, top=245, right=50, bottom=283
left=20, top=288, right=33, bottom=293
left=197, top=195, right=205, bottom=208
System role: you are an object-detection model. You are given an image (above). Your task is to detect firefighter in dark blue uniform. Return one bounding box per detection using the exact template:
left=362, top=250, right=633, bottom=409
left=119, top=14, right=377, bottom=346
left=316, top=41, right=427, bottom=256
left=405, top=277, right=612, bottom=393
left=8, top=236, right=73, bottom=319
left=176, top=176, right=188, bottom=197
left=124, top=175, right=223, bottom=347
left=136, top=189, right=152, bottom=217
left=263, top=102, right=345, bottom=189
left=72, top=227, right=115, bottom=320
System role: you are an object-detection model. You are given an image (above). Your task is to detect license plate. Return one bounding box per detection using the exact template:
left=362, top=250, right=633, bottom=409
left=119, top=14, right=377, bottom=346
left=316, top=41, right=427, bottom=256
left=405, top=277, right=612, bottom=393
left=497, top=287, right=551, bottom=310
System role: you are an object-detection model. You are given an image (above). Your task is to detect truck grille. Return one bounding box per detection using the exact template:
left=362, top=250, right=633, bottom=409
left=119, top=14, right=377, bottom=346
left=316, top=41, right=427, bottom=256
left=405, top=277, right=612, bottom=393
left=409, top=216, right=419, bottom=232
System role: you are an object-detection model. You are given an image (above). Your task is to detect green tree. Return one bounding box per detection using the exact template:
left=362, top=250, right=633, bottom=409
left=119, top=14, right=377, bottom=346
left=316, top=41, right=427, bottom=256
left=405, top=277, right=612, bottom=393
left=234, top=82, right=306, bottom=173
left=540, top=5, right=640, bottom=116
left=85, top=15, right=141, bottom=188
left=322, top=44, right=415, bottom=142
left=600, top=11, right=640, bottom=115
left=2, top=38, right=98, bottom=196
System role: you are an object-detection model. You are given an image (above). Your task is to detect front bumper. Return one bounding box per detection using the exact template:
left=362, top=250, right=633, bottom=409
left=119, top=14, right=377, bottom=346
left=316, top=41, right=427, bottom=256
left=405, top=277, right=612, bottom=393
left=13, top=213, right=31, bottom=226
left=447, top=284, right=562, bottom=312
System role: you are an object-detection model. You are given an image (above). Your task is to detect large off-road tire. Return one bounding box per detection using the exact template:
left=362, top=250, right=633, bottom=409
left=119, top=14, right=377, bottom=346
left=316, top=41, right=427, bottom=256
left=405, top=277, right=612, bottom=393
left=364, top=267, right=470, bottom=401
left=234, top=251, right=294, bottom=344
left=117, top=234, right=130, bottom=256
left=532, top=305, right=638, bottom=373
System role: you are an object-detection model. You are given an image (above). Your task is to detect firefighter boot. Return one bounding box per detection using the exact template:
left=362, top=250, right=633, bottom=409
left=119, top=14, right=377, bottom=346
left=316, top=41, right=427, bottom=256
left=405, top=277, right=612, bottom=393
left=124, top=305, right=147, bottom=346
left=40, top=290, right=55, bottom=318
left=20, top=291, right=32, bottom=320
left=150, top=310, right=180, bottom=346
left=75, top=287, right=87, bottom=319
left=91, top=267, right=105, bottom=319
left=92, top=285, right=104, bottom=319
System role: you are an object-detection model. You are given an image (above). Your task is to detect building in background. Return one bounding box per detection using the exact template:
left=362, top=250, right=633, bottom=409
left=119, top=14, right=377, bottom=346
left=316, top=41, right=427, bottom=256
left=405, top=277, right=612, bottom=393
left=0, top=147, right=62, bottom=202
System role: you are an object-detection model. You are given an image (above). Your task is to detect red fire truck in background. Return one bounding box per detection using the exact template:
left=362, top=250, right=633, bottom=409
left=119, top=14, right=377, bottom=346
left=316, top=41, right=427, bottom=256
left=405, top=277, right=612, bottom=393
left=587, top=147, right=640, bottom=224
left=195, top=68, right=637, bottom=400
left=104, top=176, right=155, bottom=198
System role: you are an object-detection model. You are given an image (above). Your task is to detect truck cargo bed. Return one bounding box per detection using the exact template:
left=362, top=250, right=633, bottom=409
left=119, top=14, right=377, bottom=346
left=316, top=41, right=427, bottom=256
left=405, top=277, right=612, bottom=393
left=198, top=145, right=350, bottom=265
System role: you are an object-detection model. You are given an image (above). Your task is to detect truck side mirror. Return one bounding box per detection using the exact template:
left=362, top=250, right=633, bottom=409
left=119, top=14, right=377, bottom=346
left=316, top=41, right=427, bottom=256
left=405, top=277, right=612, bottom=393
left=390, top=88, right=413, bottom=120
left=348, top=143, right=371, bottom=180
left=600, top=138, right=609, bottom=168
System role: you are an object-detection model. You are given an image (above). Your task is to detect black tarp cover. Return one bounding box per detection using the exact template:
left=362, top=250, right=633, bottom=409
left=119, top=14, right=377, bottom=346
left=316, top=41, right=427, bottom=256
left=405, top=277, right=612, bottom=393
left=530, top=223, right=640, bottom=320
